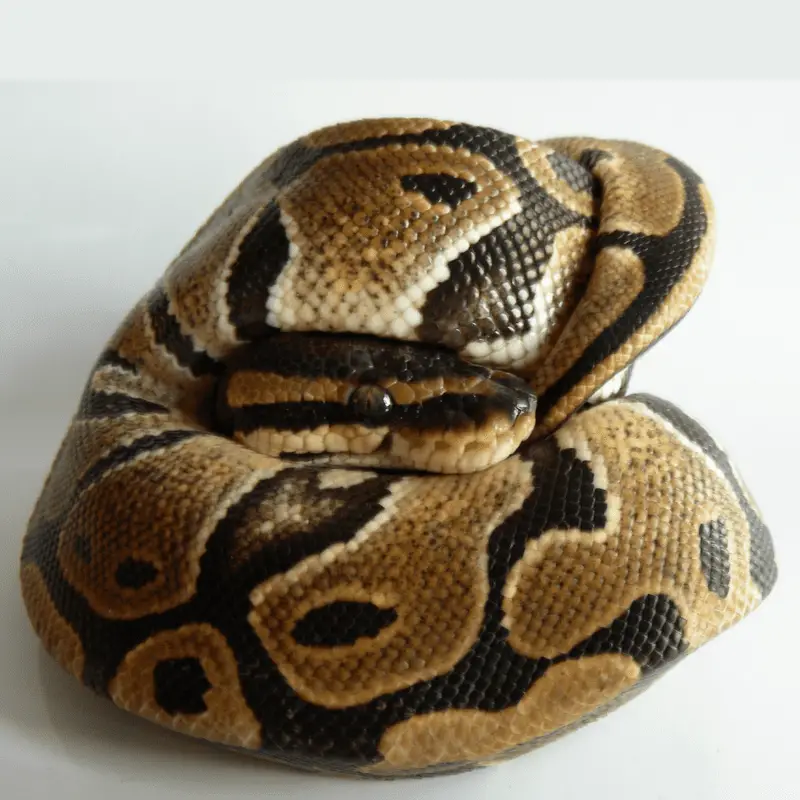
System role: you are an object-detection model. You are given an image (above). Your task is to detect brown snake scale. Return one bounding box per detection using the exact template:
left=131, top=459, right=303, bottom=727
left=20, top=118, right=777, bottom=777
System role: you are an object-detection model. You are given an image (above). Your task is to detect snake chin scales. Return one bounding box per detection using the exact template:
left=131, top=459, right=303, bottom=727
left=20, top=118, right=777, bottom=778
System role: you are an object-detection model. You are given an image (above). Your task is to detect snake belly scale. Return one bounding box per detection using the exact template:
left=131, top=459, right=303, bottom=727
left=20, top=118, right=777, bottom=777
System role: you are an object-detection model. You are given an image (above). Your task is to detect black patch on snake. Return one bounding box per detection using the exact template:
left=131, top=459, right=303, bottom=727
left=536, top=157, right=708, bottom=420
left=292, top=602, right=399, bottom=647
left=222, top=333, right=489, bottom=383
left=115, top=557, right=160, bottom=590
left=546, top=152, right=595, bottom=193
left=568, top=594, right=687, bottom=672
left=147, top=287, right=221, bottom=376
left=400, top=174, right=477, bottom=208
left=226, top=200, right=290, bottom=341
left=94, top=349, right=138, bottom=373
left=630, top=394, right=777, bottom=598
left=78, top=391, right=169, bottom=419
left=227, top=392, right=529, bottom=433
left=77, top=429, right=203, bottom=492
left=698, top=519, right=731, bottom=598
left=153, top=657, right=212, bottom=715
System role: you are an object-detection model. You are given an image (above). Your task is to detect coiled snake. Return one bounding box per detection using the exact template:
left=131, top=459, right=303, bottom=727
left=20, top=118, right=777, bottom=777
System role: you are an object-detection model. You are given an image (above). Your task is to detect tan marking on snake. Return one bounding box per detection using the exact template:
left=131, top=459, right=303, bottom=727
left=543, top=139, right=684, bottom=237
left=226, top=372, right=501, bottom=409
left=88, top=364, right=176, bottom=408
left=73, top=414, right=196, bottom=476
left=541, top=182, right=712, bottom=428
left=531, top=140, right=715, bottom=432
left=227, top=373, right=353, bottom=406
left=109, top=623, right=261, bottom=750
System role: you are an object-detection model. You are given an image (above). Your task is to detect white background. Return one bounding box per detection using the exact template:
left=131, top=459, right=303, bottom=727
left=0, top=81, right=798, bottom=799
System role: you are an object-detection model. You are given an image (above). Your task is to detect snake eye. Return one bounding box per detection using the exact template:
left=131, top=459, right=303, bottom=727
left=349, top=385, right=393, bottom=419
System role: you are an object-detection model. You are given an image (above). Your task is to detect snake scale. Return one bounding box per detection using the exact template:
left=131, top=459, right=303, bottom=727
left=20, top=118, right=777, bottom=777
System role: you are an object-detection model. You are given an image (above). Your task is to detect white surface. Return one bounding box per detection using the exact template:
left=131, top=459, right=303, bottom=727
left=0, top=82, right=797, bottom=800
left=2, top=2, right=798, bottom=79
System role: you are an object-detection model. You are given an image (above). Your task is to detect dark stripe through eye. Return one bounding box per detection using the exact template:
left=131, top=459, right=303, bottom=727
left=226, top=393, right=525, bottom=434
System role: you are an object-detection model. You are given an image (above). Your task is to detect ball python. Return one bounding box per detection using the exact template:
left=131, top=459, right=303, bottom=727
left=20, top=118, right=777, bottom=778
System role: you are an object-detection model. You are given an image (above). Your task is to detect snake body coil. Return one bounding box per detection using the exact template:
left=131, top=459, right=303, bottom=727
left=20, top=119, right=777, bottom=777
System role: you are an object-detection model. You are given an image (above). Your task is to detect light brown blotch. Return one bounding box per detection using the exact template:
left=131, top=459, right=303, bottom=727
left=316, top=469, right=377, bottom=491
left=23, top=400, right=198, bottom=548
left=226, top=372, right=351, bottom=407
left=109, top=623, right=261, bottom=750
left=88, top=363, right=182, bottom=411
left=248, top=455, right=534, bottom=708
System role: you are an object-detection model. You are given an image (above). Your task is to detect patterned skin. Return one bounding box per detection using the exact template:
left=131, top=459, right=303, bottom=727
left=20, top=118, right=776, bottom=777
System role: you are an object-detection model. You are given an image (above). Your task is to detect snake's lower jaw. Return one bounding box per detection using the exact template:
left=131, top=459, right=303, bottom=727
left=388, top=412, right=538, bottom=473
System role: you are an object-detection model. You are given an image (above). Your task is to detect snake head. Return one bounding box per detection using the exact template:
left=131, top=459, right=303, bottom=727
left=215, top=333, right=537, bottom=473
